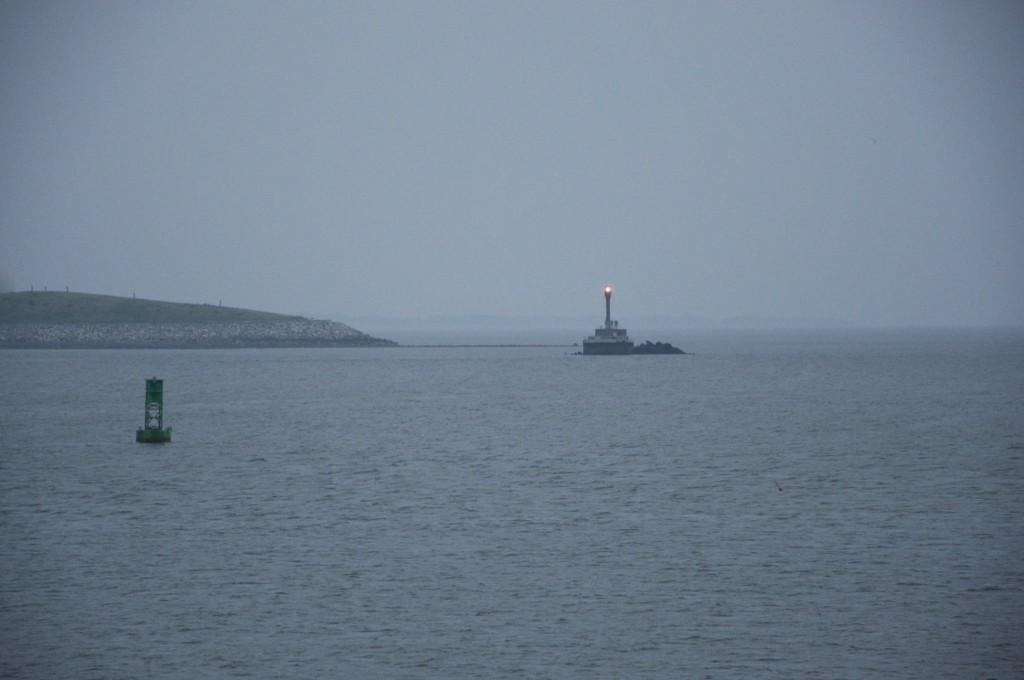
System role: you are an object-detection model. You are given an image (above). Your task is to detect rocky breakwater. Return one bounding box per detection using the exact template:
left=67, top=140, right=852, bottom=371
left=632, top=340, right=686, bottom=354
left=0, top=320, right=397, bottom=349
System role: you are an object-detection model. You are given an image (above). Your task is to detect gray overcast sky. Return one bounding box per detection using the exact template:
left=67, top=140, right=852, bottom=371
left=2, top=1, right=1022, bottom=327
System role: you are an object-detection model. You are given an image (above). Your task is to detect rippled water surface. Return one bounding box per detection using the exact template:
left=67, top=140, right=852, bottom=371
left=2, top=329, right=1022, bottom=678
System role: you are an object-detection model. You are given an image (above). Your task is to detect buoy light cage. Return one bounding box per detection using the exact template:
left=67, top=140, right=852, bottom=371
left=136, top=377, right=171, bottom=443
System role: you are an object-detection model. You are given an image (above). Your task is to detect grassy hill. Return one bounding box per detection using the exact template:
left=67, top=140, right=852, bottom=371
left=0, top=291, right=307, bottom=324
left=0, top=291, right=398, bottom=348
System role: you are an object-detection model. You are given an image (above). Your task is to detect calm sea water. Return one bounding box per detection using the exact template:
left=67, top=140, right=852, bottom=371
left=2, top=329, right=1022, bottom=679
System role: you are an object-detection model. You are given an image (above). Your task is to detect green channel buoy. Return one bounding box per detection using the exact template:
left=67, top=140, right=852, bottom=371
left=136, top=377, right=171, bottom=443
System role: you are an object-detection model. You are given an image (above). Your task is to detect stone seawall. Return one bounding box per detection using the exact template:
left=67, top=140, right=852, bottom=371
left=0, top=321, right=397, bottom=349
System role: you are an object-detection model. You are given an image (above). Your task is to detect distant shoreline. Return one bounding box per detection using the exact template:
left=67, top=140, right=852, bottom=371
left=0, top=321, right=397, bottom=349
left=0, top=291, right=397, bottom=348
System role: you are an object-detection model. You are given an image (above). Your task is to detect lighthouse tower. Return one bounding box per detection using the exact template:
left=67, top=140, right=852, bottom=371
left=604, top=286, right=613, bottom=327
left=582, top=286, right=634, bottom=355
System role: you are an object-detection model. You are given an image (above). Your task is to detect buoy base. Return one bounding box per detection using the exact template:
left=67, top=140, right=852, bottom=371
left=136, top=428, right=171, bottom=443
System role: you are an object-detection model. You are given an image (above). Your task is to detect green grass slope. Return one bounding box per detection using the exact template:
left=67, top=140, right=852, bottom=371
left=0, top=291, right=307, bottom=324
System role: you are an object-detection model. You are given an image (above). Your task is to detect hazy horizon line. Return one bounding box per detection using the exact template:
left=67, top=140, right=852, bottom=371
left=341, top=313, right=1024, bottom=333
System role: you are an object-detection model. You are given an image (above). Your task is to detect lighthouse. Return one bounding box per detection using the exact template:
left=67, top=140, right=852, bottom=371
left=604, top=286, right=612, bottom=327
left=582, top=285, right=634, bottom=355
